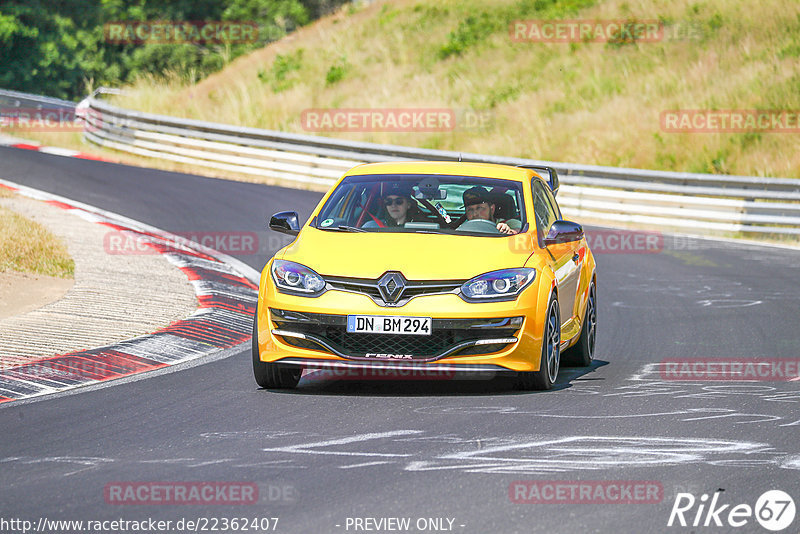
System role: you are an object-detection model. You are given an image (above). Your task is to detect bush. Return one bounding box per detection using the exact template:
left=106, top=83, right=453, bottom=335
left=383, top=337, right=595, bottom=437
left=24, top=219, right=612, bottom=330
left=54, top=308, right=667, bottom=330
left=258, top=49, right=304, bottom=92
left=438, top=0, right=597, bottom=60
left=325, top=56, right=349, bottom=85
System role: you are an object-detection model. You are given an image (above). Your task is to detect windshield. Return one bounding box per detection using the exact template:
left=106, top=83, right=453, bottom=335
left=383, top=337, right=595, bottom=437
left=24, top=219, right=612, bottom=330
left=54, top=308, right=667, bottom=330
left=314, top=174, right=527, bottom=236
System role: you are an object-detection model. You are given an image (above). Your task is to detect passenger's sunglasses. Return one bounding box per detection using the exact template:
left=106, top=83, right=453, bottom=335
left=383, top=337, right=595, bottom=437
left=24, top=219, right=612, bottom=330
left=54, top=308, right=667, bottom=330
left=383, top=197, right=406, bottom=206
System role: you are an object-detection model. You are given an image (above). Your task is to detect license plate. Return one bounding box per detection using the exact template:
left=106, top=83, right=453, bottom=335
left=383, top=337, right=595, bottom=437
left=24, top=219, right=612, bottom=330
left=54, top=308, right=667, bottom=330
left=346, top=315, right=432, bottom=336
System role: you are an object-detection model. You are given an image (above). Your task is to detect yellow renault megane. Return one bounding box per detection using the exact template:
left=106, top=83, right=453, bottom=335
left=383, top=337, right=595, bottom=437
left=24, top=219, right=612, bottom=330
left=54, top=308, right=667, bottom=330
left=253, top=162, right=596, bottom=390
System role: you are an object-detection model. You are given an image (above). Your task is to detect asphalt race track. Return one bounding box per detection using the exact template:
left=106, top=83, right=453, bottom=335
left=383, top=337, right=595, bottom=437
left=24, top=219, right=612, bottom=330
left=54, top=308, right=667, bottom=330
left=2, top=146, right=800, bottom=533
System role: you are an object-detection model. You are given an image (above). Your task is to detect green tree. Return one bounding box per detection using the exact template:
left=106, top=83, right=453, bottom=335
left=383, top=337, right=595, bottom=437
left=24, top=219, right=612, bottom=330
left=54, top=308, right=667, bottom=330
left=0, top=0, right=349, bottom=100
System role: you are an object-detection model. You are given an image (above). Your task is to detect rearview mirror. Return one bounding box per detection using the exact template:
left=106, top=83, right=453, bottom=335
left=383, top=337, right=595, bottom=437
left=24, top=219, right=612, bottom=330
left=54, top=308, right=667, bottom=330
left=269, top=211, right=300, bottom=236
left=543, top=220, right=584, bottom=246
left=414, top=177, right=447, bottom=200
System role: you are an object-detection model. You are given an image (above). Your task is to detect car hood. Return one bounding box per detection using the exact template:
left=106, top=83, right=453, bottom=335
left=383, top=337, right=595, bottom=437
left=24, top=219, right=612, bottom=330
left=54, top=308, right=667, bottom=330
left=279, top=227, right=531, bottom=280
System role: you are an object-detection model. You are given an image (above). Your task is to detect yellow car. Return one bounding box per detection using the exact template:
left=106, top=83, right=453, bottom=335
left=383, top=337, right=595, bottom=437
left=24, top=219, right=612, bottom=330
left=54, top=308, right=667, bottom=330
left=253, top=162, right=596, bottom=390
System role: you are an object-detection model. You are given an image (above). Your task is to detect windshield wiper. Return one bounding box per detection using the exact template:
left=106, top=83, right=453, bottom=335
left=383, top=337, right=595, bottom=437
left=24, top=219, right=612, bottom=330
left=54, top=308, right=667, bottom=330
left=332, top=225, right=367, bottom=232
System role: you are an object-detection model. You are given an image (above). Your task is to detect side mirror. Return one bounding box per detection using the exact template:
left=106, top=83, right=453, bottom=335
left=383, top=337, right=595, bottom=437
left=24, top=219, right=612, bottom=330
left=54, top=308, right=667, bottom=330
left=269, top=211, right=300, bottom=236
left=543, top=220, right=583, bottom=246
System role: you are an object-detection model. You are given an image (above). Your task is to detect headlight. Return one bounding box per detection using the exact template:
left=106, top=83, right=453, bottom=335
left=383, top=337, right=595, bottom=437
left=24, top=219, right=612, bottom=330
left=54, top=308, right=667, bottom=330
left=460, top=268, right=536, bottom=302
left=270, top=260, right=326, bottom=296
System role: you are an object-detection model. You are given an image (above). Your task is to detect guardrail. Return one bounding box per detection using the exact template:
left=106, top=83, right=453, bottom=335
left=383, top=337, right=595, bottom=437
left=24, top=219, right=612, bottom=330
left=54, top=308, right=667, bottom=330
left=0, top=88, right=77, bottom=112
left=4, top=87, right=799, bottom=236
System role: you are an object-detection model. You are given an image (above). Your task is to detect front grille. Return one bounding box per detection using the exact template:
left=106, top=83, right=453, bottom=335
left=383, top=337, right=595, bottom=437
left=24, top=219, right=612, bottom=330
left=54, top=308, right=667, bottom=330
left=324, top=274, right=465, bottom=306
left=271, top=309, right=520, bottom=361
left=323, top=330, right=456, bottom=357
left=325, top=278, right=383, bottom=300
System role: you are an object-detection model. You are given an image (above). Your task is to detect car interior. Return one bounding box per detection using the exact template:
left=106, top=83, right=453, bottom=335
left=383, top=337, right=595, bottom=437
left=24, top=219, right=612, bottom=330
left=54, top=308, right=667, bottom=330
left=316, top=179, right=525, bottom=235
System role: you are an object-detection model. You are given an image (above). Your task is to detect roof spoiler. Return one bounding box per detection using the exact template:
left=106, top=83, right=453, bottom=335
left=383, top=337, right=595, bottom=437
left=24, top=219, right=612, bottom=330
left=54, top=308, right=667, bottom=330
left=517, top=165, right=560, bottom=196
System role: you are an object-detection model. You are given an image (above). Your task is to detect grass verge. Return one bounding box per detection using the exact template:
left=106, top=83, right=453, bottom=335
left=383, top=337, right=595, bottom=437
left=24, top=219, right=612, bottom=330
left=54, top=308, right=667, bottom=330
left=0, top=194, right=75, bottom=278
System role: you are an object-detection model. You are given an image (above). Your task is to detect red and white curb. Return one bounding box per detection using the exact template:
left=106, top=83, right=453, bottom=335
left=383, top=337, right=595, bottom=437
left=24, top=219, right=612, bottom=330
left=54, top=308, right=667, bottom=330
left=0, top=178, right=260, bottom=404
left=0, top=136, right=111, bottom=162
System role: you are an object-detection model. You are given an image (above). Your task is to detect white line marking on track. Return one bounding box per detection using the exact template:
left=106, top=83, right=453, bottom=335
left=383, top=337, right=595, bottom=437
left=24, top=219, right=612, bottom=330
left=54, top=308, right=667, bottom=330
left=338, top=461, right=393, bottom=469
left=261, top=430, right=424, bottom=458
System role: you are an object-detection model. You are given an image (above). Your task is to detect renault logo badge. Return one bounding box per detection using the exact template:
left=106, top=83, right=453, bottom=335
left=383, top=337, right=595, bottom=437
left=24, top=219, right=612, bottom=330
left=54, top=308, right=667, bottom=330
left=377, top=272, right=406, bottom=304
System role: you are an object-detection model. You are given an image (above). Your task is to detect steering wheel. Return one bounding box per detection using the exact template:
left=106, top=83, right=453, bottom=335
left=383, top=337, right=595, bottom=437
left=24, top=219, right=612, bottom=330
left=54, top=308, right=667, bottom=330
left=458, top=218, right=501, bottom=234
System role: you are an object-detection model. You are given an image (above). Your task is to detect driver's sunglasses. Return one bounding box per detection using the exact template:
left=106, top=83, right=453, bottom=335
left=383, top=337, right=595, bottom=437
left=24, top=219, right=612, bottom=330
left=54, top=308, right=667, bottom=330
left=383, top=197, right=406, bottom=206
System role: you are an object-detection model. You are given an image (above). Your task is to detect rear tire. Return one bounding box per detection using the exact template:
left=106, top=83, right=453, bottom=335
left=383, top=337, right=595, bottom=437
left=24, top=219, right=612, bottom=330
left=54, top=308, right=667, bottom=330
left=517, top=296, right=560, bottom=391
left=252, top=315, right=301, bottom=389
left=563, top=281, right=596, bottom=367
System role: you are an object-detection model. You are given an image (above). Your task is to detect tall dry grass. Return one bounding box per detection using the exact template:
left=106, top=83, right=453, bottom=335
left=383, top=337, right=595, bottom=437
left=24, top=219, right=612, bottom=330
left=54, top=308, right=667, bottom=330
left=0, top=204, right=75, bottom=278
left=75, top=0, right=800, bottom=177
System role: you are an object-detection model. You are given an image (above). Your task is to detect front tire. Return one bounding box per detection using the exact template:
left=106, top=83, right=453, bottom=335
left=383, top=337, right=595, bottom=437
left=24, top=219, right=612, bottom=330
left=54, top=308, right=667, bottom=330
left=252, top=315, right=301, bottom=389
left=563, top=281, right=596, bottom=367
left=518, top=296, right=560, bottom=390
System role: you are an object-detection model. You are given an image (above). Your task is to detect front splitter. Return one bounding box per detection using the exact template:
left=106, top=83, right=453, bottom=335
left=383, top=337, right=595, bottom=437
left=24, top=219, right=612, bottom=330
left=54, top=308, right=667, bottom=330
left=275, top=357, right=516, bottom=374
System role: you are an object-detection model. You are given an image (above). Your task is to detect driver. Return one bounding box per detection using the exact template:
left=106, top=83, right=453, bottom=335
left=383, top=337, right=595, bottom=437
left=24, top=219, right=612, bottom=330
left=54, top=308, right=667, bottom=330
left=461, top=186, right=520, bottom=235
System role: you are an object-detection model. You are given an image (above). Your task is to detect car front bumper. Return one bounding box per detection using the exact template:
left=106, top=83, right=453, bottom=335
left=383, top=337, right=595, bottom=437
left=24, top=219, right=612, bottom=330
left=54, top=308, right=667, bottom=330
left=256, top=271, right=553, bottom=373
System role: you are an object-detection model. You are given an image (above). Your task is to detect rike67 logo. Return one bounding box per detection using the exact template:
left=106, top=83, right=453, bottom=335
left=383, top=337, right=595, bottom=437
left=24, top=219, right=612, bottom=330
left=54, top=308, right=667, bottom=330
left=668, top=490, right=796, bottom=531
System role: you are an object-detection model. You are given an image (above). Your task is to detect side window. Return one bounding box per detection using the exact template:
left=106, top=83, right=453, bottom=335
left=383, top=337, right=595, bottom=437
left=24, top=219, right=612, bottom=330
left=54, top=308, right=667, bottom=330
left=541, top=181, right=562, bottom=220
left=532, top=180, right=557, bottom=235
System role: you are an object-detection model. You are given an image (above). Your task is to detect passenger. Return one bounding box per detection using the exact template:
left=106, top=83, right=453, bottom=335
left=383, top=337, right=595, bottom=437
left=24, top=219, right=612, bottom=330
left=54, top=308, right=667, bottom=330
left=381, top=183, right=418, bottom=227
left=461, top=186, right=520, bottom=235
